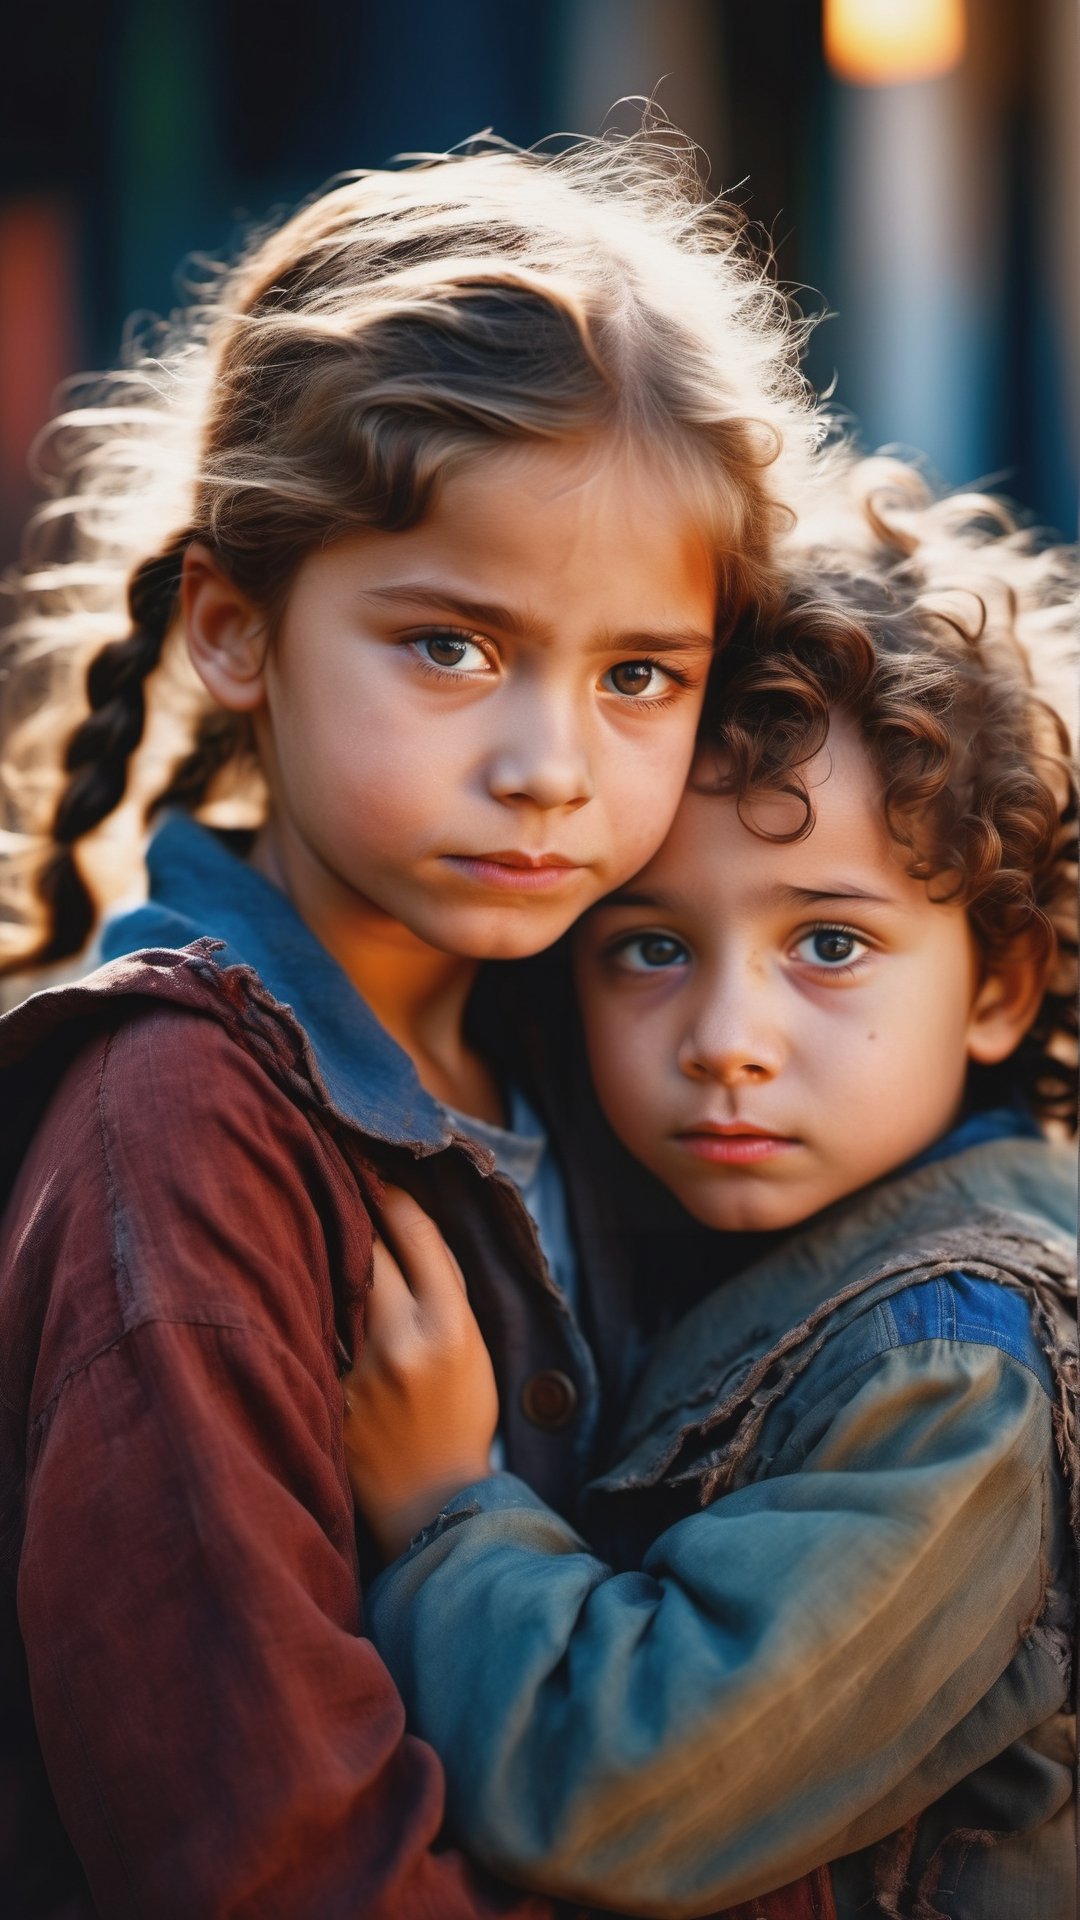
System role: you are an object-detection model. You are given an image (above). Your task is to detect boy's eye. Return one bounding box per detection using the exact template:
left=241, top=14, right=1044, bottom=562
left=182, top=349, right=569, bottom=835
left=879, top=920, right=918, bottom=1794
left=412, top=631, right=491, bottom=674
left=603, top=660, right=671, bottom=699
left=611, top=932, right=691, bottom=972
left=793, top=926, right=869, bottom=969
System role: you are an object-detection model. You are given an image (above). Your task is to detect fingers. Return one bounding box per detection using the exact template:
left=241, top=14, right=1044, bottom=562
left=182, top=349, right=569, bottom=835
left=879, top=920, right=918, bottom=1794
left=377, top=1185, right=469, bottom=1303
left=365, top=1235, right=411, bottom=1323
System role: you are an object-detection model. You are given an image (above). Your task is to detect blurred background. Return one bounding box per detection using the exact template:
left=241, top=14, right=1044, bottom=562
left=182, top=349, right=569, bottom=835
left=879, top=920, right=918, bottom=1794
left=2, top=0, right=1077, bottom=575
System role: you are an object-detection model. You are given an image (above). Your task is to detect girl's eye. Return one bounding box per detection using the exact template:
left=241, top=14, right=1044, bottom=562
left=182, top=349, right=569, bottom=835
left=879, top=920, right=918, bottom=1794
left=412, top=631, right=491, bottom=674
left=792, top=926, right=869, bottom=970
left=612, top=932, right=691, bottom=972
left=603, top=659, right=672, bottom=699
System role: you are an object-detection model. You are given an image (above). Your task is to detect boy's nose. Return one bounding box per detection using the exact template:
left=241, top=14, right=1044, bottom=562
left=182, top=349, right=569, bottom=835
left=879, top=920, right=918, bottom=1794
left=676, top=973, right=783, bottom=1085
left=677, top=1040, right=778, bottom=1086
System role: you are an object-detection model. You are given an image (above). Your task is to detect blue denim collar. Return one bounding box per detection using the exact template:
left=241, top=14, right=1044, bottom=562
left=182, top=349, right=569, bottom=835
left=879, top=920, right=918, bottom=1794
left=906, top=1102, right=1041, bottom=1174
left=100, top=813, right=451, bottom=1151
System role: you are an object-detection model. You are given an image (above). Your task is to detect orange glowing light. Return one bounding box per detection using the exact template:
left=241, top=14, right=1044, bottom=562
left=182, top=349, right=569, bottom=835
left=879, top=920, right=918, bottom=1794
left=824, top=0, right=966, bottom=86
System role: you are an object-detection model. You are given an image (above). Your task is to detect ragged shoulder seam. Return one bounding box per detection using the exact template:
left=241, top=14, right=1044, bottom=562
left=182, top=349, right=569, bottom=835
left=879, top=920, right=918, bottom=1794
left=96, top=990, right=375, bottom=1375
left=91, top=1015, right=334, bottom=1335
left=665, top=1224, right=1075, bottom=1508
left=19, top=1016, right=349, bottom=1432
left=97, top=1023, right=136, bottom=1324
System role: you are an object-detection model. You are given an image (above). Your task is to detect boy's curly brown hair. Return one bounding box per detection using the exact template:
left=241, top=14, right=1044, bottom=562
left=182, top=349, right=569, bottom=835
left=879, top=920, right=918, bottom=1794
left=701, top=479, right=1078, bottom=1131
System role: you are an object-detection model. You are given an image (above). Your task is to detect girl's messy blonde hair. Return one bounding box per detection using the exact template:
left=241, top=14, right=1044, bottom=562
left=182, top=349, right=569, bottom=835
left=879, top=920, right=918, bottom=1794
left=703, top=457, right=1079, bottom=1128
left=1, top=125, right=830, bottom=980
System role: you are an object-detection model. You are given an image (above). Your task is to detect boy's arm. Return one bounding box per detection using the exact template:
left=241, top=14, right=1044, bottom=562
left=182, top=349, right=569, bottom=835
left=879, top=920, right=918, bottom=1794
left=362, top=1335, right=1058, bottom=1916
left=10, top=1012, right=546, bottom=1920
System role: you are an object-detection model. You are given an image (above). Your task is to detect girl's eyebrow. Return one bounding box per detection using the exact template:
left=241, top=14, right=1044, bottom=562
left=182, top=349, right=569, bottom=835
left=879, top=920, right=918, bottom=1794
left=586, top=629, right=715, bottom=658
left=360, top=583, right=543, bottom=635
left=359, top=583, right=713, bottom=654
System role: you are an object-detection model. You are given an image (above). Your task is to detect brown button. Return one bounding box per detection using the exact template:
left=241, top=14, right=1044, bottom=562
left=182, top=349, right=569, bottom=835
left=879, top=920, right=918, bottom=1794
left=520, top=1369, right=578, bottom=1430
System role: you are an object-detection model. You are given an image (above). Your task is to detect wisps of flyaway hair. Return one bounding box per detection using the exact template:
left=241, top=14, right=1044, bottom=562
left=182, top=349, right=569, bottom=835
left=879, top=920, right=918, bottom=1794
left=1, top=116, right=833, bottom=980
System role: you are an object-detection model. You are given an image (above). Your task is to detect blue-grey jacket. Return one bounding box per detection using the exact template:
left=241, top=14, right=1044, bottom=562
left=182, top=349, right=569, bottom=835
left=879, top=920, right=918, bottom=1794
left=366, top=1131, right=1078, bottom=1920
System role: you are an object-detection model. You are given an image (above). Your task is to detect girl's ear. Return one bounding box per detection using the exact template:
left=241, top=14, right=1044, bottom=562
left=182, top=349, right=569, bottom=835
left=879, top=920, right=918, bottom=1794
left=965, top=943, right=1047, bottom=1066
left=182, top=543, right=269, bottom=712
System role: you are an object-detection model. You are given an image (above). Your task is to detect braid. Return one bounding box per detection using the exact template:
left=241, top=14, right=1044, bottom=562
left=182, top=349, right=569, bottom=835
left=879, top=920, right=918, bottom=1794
left=26, top=539, right=187, bottom=972
left=149, top=706, right=251, bottom=819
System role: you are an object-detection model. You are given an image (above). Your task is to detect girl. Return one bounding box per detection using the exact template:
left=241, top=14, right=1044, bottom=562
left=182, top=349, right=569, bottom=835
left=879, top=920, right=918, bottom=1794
left=345, top=477, right=1078, bottom=1920
left=0, top=133, right=828, bottom=1918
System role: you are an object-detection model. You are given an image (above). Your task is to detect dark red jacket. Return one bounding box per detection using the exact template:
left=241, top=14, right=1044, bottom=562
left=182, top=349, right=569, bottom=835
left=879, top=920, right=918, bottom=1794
left=0, top=947, right=548, bottom=1918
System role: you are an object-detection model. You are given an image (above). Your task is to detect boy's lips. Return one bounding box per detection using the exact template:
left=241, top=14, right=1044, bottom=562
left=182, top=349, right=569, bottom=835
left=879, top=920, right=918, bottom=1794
left=672, top=1120, right=799, bottom=1164
left=443, top=851, right=585, bottom=892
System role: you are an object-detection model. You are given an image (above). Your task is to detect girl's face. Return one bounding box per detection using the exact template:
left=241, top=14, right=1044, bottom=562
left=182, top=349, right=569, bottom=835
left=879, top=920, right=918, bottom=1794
left=574, top=715, right=1034, bottom=1233
left=227, top=437, right=718, bottom=963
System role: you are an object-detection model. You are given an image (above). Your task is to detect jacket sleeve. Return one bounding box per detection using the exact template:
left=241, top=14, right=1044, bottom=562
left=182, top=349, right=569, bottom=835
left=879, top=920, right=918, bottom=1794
left=365, top=1334, right=1057, bottom=1917
left=13, top=1011, right=546, bottom=1920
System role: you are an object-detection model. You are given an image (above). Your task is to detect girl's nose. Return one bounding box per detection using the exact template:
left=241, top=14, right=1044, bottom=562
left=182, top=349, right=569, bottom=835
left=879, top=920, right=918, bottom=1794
left=676, top=974, right=783, bottom=1086
left=486, top=706, right=594, bottom=812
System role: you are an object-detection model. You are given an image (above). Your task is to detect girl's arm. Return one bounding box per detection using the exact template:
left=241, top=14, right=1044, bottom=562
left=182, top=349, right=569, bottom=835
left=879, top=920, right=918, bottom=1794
left=344, top=1203, right=1065, bottom=1916
left=11, top=1014, right=546, bottom=1920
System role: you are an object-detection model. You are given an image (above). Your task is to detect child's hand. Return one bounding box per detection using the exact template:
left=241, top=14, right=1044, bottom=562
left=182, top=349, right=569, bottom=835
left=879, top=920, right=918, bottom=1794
left=342, top=1186, right=498, bottom=1562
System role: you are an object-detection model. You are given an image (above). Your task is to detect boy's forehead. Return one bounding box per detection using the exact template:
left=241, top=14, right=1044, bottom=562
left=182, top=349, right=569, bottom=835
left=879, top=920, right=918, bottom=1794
left=624, top=717, right=900, bottom=901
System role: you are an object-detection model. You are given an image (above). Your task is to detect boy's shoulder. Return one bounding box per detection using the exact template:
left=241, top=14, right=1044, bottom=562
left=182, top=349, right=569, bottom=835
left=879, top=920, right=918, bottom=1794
left=874, top=1265, right=1056, bottom=1392
left=828, top=1129, right=1074, bottom=1398
left=608, top=1134, right=1075, bottom=1488
left=811, top=1133, right=1074, bottom=1383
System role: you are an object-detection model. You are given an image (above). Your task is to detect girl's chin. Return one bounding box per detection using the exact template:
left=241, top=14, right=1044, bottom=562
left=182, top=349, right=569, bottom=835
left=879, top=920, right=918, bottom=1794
left=429, top=908, right=592, bottom=963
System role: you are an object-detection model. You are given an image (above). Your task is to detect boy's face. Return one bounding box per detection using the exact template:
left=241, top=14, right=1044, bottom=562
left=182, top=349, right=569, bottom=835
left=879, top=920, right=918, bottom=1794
left=575, top=715, right=1020, bottom=1232
left=203, top=436, right=718, bottom=965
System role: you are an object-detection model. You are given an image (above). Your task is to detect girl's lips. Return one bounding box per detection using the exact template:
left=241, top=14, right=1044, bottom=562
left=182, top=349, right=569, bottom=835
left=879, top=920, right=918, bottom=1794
left=673, top=1126, right=798, bottom=1164
left=444, top=854, right=583, bottom=892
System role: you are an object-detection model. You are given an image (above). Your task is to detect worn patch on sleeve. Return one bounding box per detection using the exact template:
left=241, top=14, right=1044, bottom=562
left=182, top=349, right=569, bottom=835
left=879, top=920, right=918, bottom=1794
left=878, top=1271, right=1054, bottom=1393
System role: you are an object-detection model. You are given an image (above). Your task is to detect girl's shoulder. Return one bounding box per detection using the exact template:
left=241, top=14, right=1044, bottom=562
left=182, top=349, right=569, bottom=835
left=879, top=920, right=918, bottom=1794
left=0, top=943, right=376, bottom=1413
left=0, top=941, right=386, bottom=1232
left=1, top=939, right=347, bottom=1181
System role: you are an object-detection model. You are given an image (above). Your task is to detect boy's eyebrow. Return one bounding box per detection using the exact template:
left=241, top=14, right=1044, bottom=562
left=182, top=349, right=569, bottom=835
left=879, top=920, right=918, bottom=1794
left=359, top=584, right=713, bottom=652
left=777, top=884, right=897, bottom=907
left=595, top=881, right=899, bottom=915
